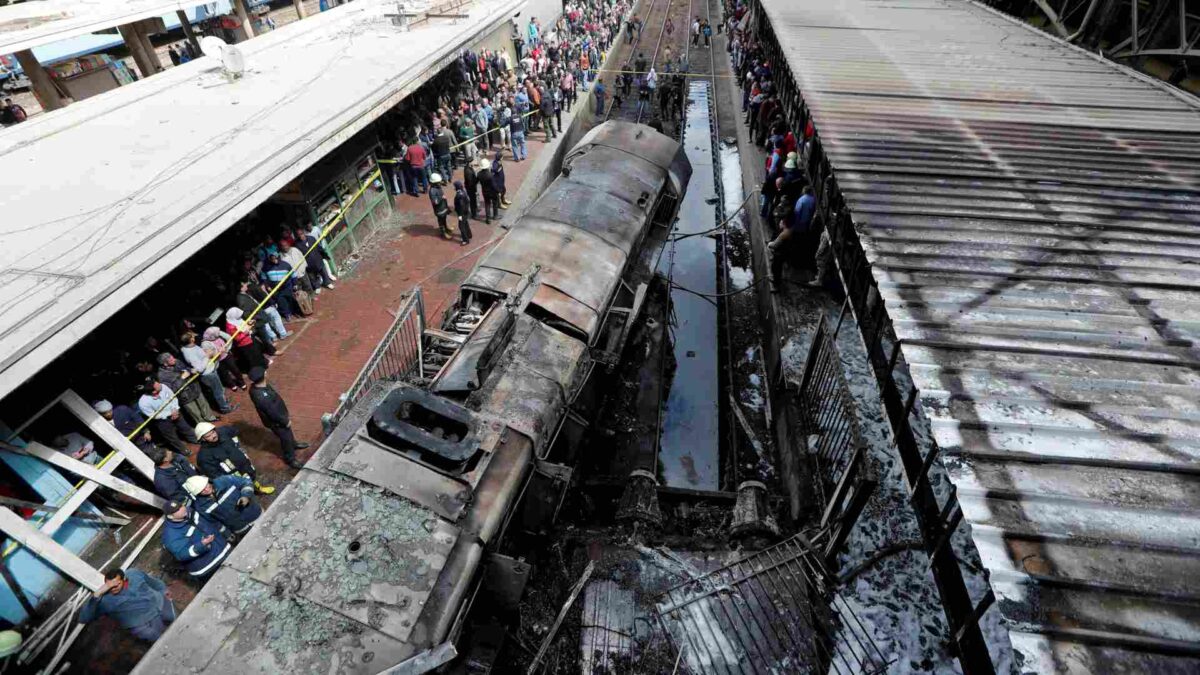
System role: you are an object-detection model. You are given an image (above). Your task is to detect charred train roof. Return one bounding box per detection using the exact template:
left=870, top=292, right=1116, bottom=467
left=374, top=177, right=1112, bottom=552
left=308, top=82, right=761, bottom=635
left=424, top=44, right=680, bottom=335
left=463, top=121, right=691, bottom=341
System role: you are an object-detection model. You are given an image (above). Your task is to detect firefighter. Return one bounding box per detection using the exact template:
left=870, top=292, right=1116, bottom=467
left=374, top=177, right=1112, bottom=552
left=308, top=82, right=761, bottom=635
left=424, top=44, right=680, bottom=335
left=194, top=422, right=275, bottom=495
left=183, top=475, right=262, bottom=536
left=161, top=500, right=232, bottom=580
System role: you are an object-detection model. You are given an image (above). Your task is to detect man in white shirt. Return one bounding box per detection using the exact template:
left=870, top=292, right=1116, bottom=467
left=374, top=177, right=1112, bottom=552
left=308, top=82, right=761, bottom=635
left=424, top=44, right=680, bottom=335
left=138, top=381, right=196, bottom=455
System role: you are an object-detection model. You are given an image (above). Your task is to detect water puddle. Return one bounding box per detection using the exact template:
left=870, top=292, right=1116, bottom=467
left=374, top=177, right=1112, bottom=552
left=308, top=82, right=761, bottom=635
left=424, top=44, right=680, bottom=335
left=657, top=81, right=720, bottom=491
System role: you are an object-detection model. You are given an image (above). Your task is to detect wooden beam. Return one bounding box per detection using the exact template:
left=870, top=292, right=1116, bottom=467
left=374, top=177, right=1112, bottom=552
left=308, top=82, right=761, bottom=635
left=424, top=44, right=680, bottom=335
left=0, top=508, right=104, bottom=591
left=40, top=455, right=124, bottom=537
left=60, top=389, right=155, bottom=480
left=5, top=442, right=164, bottom=509
left=0, top=495, right=128, bottom=526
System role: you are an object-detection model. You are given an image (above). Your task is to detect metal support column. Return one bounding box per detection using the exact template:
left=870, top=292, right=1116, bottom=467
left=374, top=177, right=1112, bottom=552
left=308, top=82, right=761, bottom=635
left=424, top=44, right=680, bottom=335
left=1132, top=0, right=1140, bottom=53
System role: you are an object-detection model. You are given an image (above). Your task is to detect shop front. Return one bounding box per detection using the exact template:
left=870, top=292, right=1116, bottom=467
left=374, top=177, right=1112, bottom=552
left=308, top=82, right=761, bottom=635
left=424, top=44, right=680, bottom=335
left=270, top=128, right=392, bottom=273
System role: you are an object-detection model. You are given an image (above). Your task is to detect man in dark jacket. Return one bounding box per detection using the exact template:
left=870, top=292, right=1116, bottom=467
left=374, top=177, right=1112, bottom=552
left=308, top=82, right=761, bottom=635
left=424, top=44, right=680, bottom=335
left=149, top=446, right=198, bottom=502
left=432, top=126, right=454, bottom=176
left=184, top=474, right=262, bottom=535
left=478, top=159, right=499, bottom=224
left=295, top=228, right=334, bottom=292
left=463, top=161, right=481, bottom=218
left=194, top=422, right=274, bottom=494
left=161, top=500, right=231, bottom=580
left=429, top=173, right=452, bottom=239
left=540, top=86, right=557, bottom=141
left=248, top=367, right=308, bottom=469
left=156, top=353, right=216, bottom=426
left=92, top=399, right=155, bottom=451
left=453, top=180, right=473, bottom=245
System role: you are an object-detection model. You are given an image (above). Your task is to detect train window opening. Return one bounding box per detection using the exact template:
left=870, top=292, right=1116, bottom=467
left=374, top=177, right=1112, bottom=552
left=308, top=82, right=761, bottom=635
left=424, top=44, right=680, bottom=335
left=523, top=304, right=589, bottom=343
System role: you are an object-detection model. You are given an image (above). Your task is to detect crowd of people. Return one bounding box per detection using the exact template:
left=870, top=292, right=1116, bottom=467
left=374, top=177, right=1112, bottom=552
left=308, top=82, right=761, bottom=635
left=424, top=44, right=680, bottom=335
left=724, top=1, right=827, bottom=291
left=375, top=0, right=632, bottom=245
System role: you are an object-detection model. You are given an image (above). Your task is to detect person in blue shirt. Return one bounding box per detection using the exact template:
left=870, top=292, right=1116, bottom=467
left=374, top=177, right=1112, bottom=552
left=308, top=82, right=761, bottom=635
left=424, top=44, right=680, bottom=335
left=768, top=186, right=817, bottom=292
left=161, top=500, right=232, bottom=580
left=78, top=568, right=175, bottom=641
left=261, top=253, right=300, bottom=319
left=594, top=80, right=607, bottom=115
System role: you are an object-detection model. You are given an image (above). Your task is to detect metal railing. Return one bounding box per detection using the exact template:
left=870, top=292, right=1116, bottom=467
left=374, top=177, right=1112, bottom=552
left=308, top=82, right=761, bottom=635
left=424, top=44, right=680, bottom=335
left=796, top=312, right=864, bottom=503
left=324, top=288, right=426, bottom=431
left=655, top=534, right=889, bottom=675
left=747, top=2, right=997, bottom=672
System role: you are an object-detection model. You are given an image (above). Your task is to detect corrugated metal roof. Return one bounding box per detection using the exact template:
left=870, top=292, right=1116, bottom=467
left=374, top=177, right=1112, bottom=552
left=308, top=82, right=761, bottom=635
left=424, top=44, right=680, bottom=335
left=760, top=0, right=1200, bottom=670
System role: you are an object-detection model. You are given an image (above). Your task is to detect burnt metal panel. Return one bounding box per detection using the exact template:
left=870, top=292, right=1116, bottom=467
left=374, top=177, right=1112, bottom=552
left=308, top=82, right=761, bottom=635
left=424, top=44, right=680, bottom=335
left=760, top=0, right=1200, bottom=670
left=472, top=219, right=626, bottom=340
left=571, top=118, right=696, bottom=189
left=523, top=174, right=654, bottom=253
left=468, top=315, right=589, bottom=456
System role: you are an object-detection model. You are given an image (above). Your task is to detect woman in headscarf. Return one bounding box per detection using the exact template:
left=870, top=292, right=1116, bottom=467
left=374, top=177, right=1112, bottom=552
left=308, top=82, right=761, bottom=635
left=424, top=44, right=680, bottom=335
left=225, top=308, right=267, bottom=373
left=202, top=326, right=246, bottom=391
left=492, top=151, right=509, bottom=208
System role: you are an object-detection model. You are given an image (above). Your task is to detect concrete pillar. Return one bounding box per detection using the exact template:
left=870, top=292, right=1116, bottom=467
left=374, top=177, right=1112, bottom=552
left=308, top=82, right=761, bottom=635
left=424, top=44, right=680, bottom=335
left=118, top=23, right=156, bottom=79
left=293, top=0, right=308, bottom=20
left=234, top=0, right=257, bottom=40
left=176, top=10, right=202, bottom=56
left=13, top=49, right=66, bottom=111
left=137, top=26, right=163, bottom=74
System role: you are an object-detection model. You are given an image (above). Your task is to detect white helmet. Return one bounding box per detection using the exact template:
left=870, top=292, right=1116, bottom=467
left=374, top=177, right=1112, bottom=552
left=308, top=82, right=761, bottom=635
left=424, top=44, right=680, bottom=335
left=183, top=475, right=210, bottom=497
left=479, top=159, right=491, bottom=171
left=194, top=422, right=216, bottom=438
left=430, top=172, right=444, bottom=185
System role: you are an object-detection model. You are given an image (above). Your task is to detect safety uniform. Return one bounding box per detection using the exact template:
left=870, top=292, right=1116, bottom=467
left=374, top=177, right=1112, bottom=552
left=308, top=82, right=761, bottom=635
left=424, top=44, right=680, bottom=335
left=196, top=426, right=256, bottom=481
left=162, top=507, right=232, bottom=579
left=192, top=474, right=261, bottom=535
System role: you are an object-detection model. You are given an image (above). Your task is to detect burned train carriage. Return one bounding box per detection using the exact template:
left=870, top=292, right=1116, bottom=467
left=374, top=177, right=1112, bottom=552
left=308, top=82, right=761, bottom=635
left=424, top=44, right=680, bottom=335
left=134, top=122, right=690, bottom=673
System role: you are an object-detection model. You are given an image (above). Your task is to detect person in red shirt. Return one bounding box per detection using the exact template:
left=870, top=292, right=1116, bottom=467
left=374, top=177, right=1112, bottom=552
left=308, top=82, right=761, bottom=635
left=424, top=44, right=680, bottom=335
left=404, top=141, right=427, bottom=196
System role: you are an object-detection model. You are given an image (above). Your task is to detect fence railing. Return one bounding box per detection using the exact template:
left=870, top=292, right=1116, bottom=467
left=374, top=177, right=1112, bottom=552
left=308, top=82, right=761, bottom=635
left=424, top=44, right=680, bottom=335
left=749, top=1, right=997, bottom=672
left=323, top=289, right=426, bottom=432
left=655, top=534, right=890, bottom=675
left=797, top=312, right=863, bottom=502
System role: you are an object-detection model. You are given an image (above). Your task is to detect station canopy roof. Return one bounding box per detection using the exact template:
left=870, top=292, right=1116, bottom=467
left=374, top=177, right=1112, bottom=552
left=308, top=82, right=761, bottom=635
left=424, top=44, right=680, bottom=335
left=0, top=1, right=214, bottom=56
left=0, top=0, right=524, bottom=401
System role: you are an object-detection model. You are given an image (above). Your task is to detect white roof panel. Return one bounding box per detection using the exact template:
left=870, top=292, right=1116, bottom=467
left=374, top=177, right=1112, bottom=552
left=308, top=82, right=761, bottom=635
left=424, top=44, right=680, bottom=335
left=0, top=0, right=525, bottom=399
left=0, top=0, right=213, bottom=56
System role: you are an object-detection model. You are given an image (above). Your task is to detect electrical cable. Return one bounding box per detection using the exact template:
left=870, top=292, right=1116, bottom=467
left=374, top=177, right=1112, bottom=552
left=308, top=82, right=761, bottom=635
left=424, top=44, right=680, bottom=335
left=667, top=187, right=758, bottom=242
left=669, top=276, right=764, bottom=299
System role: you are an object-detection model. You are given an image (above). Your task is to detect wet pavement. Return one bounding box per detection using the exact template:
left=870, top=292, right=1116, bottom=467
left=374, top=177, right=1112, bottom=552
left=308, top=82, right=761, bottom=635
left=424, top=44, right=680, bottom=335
left=657, top=80, right=721, bottom=491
